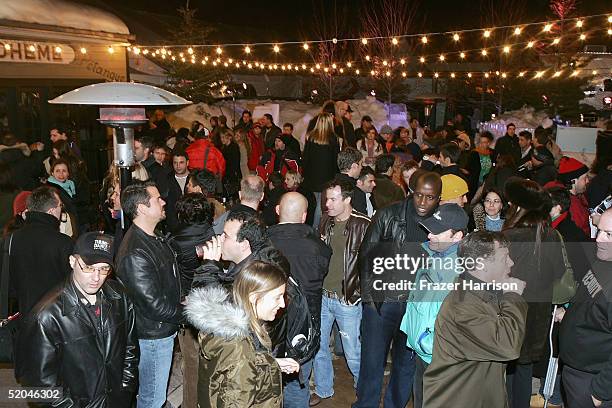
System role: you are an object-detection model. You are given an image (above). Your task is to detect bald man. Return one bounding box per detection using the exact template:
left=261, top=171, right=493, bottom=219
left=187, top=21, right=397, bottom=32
left=268, top=191, right=332, bottom=407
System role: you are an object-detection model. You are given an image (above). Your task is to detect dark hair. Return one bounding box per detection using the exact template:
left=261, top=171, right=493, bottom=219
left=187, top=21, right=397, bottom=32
left=375, top=154, right=396, bottom=174
left=496, top=154, right=516, bottom=169
left=242, top=110, right=251, bottom=116
left=325, top=178, right=354, bottom=201
left=177, top=127, right=190, bottom=140
left=422, top=147, right=440, bottom=157
left=218, top=115, right=227, bottom=125
left=409, top=168, right=428, bottom=192
left=227, top=212, right=268, bottom=251
left=592, top=130, right=612, bottom=174
left=190, top=169, right=217, bottom=196
left=50, top=125, right=68, bottom=136
left=337, top=147, right=363, bottom=172
left=135, top=135, right=154, bottom=151
left=27, top=185, right=60, bottom=213
left=458, top=231, right=509, bottom=271
left=358, top=165, right=376, bottom=181
left=0, top=162, right=17, bottom=193
left=120, top=180, right=157, bottom=220
left=479, top=131, right=494, bottom=141
left=264, top=113, right=274, bottom=122
left=173, top=150, right=189, bottom=161
left=482, top=186, right=507, bottom=213
left=50, top=157, right=70, bottom=176
left=534, top=126, right=551, bottom=146
left=176, top=192, right=213, bottom=225
left=547, top=186, right=571, bottom=213
left=439, top=143, right=461, bottom=164
left=283, top=123, right=294, bottom=130
left=506, top=123, right=516, bottom=129
left=518, top=130, right=532, bottom=140
left=322, top=100, right=336, bottom=115
left=268, top=172, right=284, bottom=189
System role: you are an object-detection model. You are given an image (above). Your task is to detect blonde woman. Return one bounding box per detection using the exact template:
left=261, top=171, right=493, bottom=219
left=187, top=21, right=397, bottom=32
left=234, top=129, right=252, bottom=177
left=186, top=261, right=299, bottom=407
left=302, top=113, right=340, bottom=227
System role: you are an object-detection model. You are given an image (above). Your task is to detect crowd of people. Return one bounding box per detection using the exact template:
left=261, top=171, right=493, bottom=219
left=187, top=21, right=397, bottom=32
left=1, top=100, right=612, bottom=408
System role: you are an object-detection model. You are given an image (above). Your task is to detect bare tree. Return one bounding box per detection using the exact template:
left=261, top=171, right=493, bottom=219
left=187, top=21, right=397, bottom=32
left=358, top=0, right=421, bottom=112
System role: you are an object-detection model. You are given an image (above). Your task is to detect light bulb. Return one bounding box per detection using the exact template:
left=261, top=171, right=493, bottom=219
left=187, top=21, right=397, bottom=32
left=245, top=46, right=251, bottom=54
left=580, top=34, right=586, bottom=40
left=55, top=46, right=62, bottom=53
left=434, top=72, right=439, bottom=78
left=107, top=46, right=114, bottom=54
left=467, top=72, right=472, bottom=78
left=391, top=37, right=398, bottom=45
left=347, top=62, right=352, bottom=67
left=552, top=38, right=560, bottom=45
left=216, top=47, right=222, bottom=54
left=450, top=72, right=456, bottom=78
left=460, top=52, right=466, bottom=59
left=402, top=72, right=407, bottom=77
left=80, top=47, right=87, bottom=54
left=273, top=45, right=280, bottom=53
left=483, top=30, right=491, bottom=38
left=303, top=42, right=309, bottom=50
left=514, top=27, right=522, bottom=35
left=361, top=38, right=368, bottom=45
left=421, top=36, right=428, bottom=44
left=453, top=33, right=460, bottom=41
left=543, top=23, right=552, bottom=32
left=355, top=69, right=360, bottom=74
left=481, top=49, right=487, bottom=56
left=419, top=56, right=425, bottom=63
left=576, top=20, right=583, bottom=28
left=188, top=47, right=193, bottom=54
left=418, top=72, right=423, bottom=77
left=400, top=58, right=406, bottom=65
left=503, top=46, right=510, bottom=54
left=332, top=38, right=338, bottom=44
left=527, top=41, right=534, bottom=48
left=439, top=54, right=445, bottom=61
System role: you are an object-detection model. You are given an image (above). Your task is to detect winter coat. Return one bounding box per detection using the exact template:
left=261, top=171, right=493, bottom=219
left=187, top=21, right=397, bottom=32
left=560, top=259, right=612, bottom=403
left=552, top=212, right=593, bottom=282
left=372, top=174, right=405, bottom=210
left=302, top=139, right=339, bottom=193
left=262, top=125, right=282, bottom=150
left=185, top=285, right=282, bottom=408
left=530, top=163, right=558, bottom=186
left=169, top=222, right=215, bottom=298
left=256, top=149, right=301, bottom=183
left=221, top=141, right=242, bottom=186
left=503, top=226, right=565, bottom=363
left=494, top=133, right=521, bottom=164
left=115, top=224, right=185, bottom=339
left=16, top=279, right=139, bottom=408
left=185, top=139, right=226, bottom=177
left=422, top=273, right=527, bottom=408
left=356, top=139, right=383, bottom=169
left=246, top=132, right=265, bottom=171
left=8, top=211, right=74, bottom=314
left=156, top=171, right=188, bottom=232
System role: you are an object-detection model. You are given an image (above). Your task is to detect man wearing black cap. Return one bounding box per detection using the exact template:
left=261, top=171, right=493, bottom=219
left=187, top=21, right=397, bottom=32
left=16, top=232, right=139, bottom=407
left=342, top=105, right=357, bottom=148
left=529, top=146, right=557, bottom=186
left=401, top=203, right=469, bottom=408
left=495, top=123, right=521, bottom=164
left=257, top=134, right=301, bottom=181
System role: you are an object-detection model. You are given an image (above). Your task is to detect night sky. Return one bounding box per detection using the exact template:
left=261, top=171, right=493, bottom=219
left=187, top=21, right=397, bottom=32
left=97, top=0, right=611, bottom=43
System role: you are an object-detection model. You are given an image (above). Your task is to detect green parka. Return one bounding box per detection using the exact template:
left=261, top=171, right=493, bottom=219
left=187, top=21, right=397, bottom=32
left=185, top=285, right=283, bottom=408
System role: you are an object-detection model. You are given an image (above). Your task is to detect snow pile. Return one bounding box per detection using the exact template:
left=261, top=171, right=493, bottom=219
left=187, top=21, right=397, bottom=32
left=479, top=106, right=553, bottom=139
left=167, top=97, right=401, bottom=147
left=0, top=0, right=130, bottom=34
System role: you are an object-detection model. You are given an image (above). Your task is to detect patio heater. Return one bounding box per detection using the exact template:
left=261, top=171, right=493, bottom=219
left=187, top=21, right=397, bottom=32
left=414, top=94, right=445, bottom=130
left=48, top=82, right=191, bottom=227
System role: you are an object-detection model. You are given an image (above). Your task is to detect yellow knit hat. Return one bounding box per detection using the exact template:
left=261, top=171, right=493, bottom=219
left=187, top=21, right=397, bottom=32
left=441, top=174, right=469, bottom=201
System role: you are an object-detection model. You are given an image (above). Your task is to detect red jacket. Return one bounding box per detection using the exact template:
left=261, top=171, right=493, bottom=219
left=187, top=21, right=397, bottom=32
left=246, top=131, right=265, bottom=171
left=185, top=139, right=226, bottom=177
left=256, top=149, right=301, bottom=182
left=544, top=180, right=591, bottom=237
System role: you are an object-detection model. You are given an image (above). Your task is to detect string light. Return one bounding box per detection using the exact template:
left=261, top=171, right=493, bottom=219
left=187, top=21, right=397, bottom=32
left=417, top=72, right=423, bottom=77
left=576, top=20, right=583, bottom=28
left=187, top=47, right=193, bottom=54
left=339, top=68, right=344, bottom=73
left=527, top=41, right=535, bottom=48
left=580, top=33, right=587, bottom=40
left=419, top=56, right=425, bottom=63
left=355, top=69, right=360, bottom=74
left=484, top=72, right=489, bottom=78
left=483, top=29, right=491, bottom=38
left=608, top=16, right=612, bottom=23
left=143, top=49, right=149, bottom=55
left=3, top=44, right=10, bottom=50
left=467, top=72, right=472, bottom=78
left=400, top=58, right=406, bottom=65
left=503, top=45, right=510, bottom=54
left=543, top=23, right=553, bottom=32
left=107, top=46, right=114, bottom=54
left=518, top=71, right=526, bottom=77
left=450, top=72, right=456, bottom=78
left=386, top=71, right=391, bottom=76
left=592, top=70, right=598, bottom=75
left=365, top=55, right=371, bottom=61
left=54, top=46, right=62, bottom=53
left=570, top=70, right=579, bottom=76
left=501, top=72, right=507, bottom=78
left=273, top=45, right=280, bottom=53
left=402, top=71, right=407, bottom=77
left=514, top=27, right=522, bottom=35
left=481, top=49, right=488, bottom=56
left=361, top=38, right=368, bottom=45
left=216, top=47, right=222, bottom=54
left=80, top=47, right=87, bottom=54
left=331, top=63, right=337, bottom=69
left=453, top=33, right=460, bottom=41
left=460, top=52, right=466, bottom=59
left=439, top=54, right=445, bottom=61
left=391, top=37, right=399, bottom=45
left=303, top=42, right=309, bottom=50
left=535, top=71, right=544, bottom=78
left=421, top=36, right=428, bottom=44
left=553, top=71, right=562, bottom=77
left=347, top=62, right=352, bottom=67
left=332, top=38, right=338, bottom=44
left=608, top=28, right=612, bottom=35
left=552, top=38, right=560, bottom=45
left=28, top=45, right=35, bottom=52
left=382, top=60, right=388, bottom=66
left=245, top=46, right=251, bottom=54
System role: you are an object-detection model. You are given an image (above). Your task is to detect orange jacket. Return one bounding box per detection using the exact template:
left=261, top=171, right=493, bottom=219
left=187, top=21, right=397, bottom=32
left=185, top=139, right=226, bottom=177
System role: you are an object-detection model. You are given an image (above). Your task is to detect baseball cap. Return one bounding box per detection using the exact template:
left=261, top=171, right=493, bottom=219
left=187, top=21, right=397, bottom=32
left=441, top=174, right=469, bottom=201
left=74, top=232, right=114, bottom=265
left=380, top=125, right=393, bottom=134
left=420, top=203, right=469, bottom=234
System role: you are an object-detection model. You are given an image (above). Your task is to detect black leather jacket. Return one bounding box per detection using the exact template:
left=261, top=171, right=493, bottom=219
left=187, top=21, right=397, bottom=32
left=16, top=279, right=139, bottom=408
left=319, top=210, right=370, bottom=304
left=115, top=224, right=185, bottom=339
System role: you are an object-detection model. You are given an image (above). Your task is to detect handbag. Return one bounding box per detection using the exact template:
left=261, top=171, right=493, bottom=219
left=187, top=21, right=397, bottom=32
left=552, top=230, right=578, bottom=305
left=1, top=234, right=19, bottom=363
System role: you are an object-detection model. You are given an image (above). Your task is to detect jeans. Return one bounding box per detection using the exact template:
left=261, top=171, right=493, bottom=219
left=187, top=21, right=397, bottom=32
left=137, top=334, right=176, bottom=408
left=283, top=358, right=314, bottom=407
left=506, top=362, right=533, bottom=408
left=313, top=296, right=362, bottom=398
left=413, top=356, right=429, bottom=408
left=353, top=302, right=416, bottom=408
left=313, top=192, right=322, bottom=230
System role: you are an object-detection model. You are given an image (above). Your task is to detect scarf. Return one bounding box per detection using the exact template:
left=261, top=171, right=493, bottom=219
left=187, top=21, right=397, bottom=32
left=49, top=176, right=76, bottom=198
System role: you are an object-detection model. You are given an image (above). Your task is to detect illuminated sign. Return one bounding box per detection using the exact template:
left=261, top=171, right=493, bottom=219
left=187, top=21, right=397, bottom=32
left=0, top=40, right=75, bottom=64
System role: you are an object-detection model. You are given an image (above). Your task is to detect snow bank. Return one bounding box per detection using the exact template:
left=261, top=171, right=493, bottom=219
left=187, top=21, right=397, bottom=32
left=167, top=97, right=403, bottom=147
left=479, top=106, right=553, bottom=139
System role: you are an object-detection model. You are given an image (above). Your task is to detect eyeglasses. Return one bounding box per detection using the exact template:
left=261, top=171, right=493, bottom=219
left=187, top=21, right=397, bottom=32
left=484, top=199, right=502, bottom=205
left=77, top=257, right=111, bottom=276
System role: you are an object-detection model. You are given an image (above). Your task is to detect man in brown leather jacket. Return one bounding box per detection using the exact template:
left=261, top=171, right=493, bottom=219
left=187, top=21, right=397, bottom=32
left=310, top=179, right=370, bottom=406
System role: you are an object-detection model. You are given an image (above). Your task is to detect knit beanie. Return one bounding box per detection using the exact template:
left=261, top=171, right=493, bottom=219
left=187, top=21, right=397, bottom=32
left=557, top=156, right=588, bottom=184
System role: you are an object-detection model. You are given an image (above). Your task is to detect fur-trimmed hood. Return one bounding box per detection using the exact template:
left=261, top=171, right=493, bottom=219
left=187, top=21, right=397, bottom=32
left=185, top=285, right=250, bottom=340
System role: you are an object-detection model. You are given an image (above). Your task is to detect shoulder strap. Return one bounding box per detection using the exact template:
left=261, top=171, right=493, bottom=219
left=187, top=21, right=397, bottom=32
left=203, top=145, right=211, bottom=169
left=1, top=234, right=14, bottom=318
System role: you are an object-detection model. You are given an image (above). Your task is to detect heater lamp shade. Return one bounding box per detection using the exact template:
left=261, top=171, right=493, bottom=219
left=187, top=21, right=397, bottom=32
left=48, top=82, right=192, bottom=106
